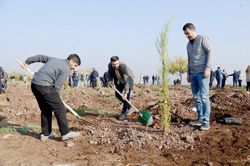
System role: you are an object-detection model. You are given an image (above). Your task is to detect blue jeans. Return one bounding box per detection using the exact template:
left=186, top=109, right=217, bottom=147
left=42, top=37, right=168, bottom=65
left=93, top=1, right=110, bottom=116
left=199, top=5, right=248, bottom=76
left=216, top=78, right=222, bottom=88
left=233, top=80, right=238, bottom=87
left=191, top=72, right=211, bottom=123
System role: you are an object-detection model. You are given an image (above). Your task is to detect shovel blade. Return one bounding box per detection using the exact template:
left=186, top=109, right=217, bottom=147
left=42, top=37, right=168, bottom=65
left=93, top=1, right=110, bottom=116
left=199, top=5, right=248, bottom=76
left=138, top=109, right=153, bottom=126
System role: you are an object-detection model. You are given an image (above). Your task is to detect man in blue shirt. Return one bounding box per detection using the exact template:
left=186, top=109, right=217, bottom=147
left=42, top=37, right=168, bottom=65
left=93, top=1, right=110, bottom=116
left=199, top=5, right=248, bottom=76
left=215, top=67, right=222, bottom=89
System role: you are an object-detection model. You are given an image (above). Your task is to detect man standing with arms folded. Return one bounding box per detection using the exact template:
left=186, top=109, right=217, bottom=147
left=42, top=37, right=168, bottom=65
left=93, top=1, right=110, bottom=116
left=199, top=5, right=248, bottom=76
left=23, top=54, right=81, bottom=141
left=108, top=56, right=134, bottom=121
left=183, top=23, right=212, bottom=130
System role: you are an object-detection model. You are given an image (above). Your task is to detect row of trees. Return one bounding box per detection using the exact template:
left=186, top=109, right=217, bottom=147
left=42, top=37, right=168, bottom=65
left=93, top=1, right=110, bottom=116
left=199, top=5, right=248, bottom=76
left=168, top=56, right=188, bottom=84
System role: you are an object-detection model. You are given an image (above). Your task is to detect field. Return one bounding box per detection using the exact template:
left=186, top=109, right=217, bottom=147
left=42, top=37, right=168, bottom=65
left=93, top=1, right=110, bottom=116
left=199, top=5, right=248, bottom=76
left=0, top=83, right=249, bottom=166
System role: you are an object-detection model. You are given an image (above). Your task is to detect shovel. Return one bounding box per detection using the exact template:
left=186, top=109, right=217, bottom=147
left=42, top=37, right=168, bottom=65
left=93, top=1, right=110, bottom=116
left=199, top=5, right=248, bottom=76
left=15, top=58, right=91, bottom=124
left=114, top=88, right=153, bottom=126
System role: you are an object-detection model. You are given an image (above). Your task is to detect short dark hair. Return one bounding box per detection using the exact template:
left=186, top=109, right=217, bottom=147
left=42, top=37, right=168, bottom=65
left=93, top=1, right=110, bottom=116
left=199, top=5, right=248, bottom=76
left=183, top=23, right=196, bottom=31
left=67, top=54, right=81, bottom=65
left=110, top=56, right=119, bottom=62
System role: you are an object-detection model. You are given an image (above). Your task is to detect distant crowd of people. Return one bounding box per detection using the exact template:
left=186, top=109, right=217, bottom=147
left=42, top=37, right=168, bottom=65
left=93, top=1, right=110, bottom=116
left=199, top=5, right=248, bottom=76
left=209, top=66, right=250, bottom=91
left=142, top=75, right=160, bottom=85
left=69, top=71, right=163, bottom=88
left=68, top=68, right=110, bottom=89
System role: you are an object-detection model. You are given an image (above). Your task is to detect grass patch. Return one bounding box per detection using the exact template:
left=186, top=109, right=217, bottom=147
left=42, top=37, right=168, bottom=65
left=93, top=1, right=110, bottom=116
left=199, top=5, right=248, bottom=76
left=0, top=124, right=40, bottom=134
left=233, top=87, right=246, bottom=93
left=75, top=105, right=116, bottom=117
left=0, top=101, right=10, bottom=108
left=63, top=86, right=72, bottom=94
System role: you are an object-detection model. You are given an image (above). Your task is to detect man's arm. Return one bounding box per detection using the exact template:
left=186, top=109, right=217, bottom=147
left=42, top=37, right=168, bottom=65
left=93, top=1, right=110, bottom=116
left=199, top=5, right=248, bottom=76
left=25, top=55, right=50, bottom=65
left=202, top=36, right=212, bottom=69
left=187, top=47, right=191, bottom=83
left=108, top=64, right=114, bottom=81
left=202, top=36, right=212, bottom=78
left=107, top=64, right=114, bottom=87
left=54, top=71, right=70, bottom=93
left=120, top=64, right=130, bottom=94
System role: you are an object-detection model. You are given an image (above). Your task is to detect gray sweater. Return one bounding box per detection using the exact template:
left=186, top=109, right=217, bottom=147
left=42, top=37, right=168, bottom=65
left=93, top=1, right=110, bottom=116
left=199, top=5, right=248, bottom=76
left=186, top=35, right=212, bottom=75
left=25, top=55, right=70, bottom=93
left=108, top=63, right=134, bottom=93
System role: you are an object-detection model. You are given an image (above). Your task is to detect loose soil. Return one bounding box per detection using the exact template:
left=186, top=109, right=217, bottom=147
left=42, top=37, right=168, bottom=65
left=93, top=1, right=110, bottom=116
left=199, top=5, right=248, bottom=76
left=0, top=83, right=249, bottom=166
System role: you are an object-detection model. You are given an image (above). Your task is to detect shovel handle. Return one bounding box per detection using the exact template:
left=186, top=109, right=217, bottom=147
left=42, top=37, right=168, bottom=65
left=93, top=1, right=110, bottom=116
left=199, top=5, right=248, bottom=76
left=15, top=59, right=34, bottom=75
left=114, top=87, right=141, bottom=113
left=62, top=101, right=81, bottom=119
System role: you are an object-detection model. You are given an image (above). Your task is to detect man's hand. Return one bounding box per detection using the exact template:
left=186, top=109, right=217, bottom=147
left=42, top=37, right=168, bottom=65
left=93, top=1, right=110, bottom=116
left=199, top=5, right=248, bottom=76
left=22, top=63, right=29, bottom=69
left=122, top=93, right=128, bottom=101
left=204, top=68, right=211, bottom=78
left=108, top=81, right=114, bottom=88
left=187, top=75, right=191, bottom=83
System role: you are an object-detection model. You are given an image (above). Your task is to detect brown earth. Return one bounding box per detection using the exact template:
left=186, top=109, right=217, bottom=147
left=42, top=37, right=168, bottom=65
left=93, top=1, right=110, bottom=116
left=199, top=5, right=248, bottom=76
left=0, top=83, right=249, bottom=166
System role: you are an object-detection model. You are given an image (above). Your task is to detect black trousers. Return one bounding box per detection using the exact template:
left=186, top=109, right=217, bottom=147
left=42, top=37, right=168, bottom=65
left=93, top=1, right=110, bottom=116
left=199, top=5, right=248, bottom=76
left=115, top=84, right=131, bottom=114
left=222, top=79, right=226, bottom=89
left=209, top=80, right=213, bottom=89
left=31, top=83, right=70, bottom=136
left=238, top=80, right=242, bottom=87
left=247, top=82, right=250, bottom=91
left=91, top=80, right=97, bottom=88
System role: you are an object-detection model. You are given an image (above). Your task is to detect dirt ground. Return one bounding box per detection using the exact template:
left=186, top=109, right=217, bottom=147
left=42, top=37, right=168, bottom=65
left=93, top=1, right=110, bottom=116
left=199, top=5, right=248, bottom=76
left=0, top=83, right=249, bottom=166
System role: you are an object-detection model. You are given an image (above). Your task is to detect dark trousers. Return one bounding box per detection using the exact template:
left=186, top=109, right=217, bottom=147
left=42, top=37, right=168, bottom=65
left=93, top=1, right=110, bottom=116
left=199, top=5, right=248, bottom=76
left=0, top=79, right=3, bottom=90
left=222, top=79, right=226, bottom=89
left=103, top=79, right=108, bottom=87
left=216, top=78, right=221, bottom=88
left=115, top=84, right=131, bottom=115
left=238, top=80, right=242, bottom=87
left=73, top=80, right=78, bottom=87
left=31, top=83, right=70, bottom=136
left=91, top=80, right=97, bottom=88
left=209, top=80, right=213, bottom=89
left=233, top=80, right=238, bottom=87
left=247, top=82, right=250, bottom=91
left=0, top=78, right=5, bottom=93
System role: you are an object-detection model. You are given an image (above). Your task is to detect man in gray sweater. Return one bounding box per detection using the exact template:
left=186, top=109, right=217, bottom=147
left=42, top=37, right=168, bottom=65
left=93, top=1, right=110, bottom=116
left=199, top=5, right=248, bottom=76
left=183, top=23, right=212, bottom=130
left=24, top=54, right=81, bottom=141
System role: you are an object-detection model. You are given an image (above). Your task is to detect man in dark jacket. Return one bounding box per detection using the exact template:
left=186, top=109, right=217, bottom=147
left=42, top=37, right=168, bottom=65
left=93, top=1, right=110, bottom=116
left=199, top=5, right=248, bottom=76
left=145, top=75, right=149, bottom=84
left=228, top=70, right=239, bottom=87
left=23, top=54, right=81, bottom=141
left=103, top=71, right=109, bottom=87
left=215, top=67, right=222, bottom=89
left=72, top=70, right=79, bottom=87
left=152, top=75, right=155, bottom=85
left=221, top=69, right=227, bottom=89
left=209, top=70, right=215, bottom=89
left=89, top=68, right=99, bottom=89
left=108, top=56, right=134, bottom=120
left=143, top=76, right=146, bottom=84
left=0, top=67, right=5, bottom=94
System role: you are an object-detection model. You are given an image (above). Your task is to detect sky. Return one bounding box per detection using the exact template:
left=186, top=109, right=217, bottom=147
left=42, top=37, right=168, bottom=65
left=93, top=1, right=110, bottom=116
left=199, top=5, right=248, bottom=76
left=0, top=0, right=249, bottom=84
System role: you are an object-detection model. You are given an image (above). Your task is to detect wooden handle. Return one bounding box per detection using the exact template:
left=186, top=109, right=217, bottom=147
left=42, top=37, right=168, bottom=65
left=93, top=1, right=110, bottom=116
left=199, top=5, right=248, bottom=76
left=114, top=88, right=140, bottom=113
left=62, top=101, right=81, bottom=118
left=15, top=59, right=34, bottom=75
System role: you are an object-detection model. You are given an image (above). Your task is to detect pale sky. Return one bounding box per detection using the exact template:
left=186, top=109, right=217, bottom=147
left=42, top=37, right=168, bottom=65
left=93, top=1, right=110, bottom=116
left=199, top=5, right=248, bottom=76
left=0, top=0, right=249, bottom=84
